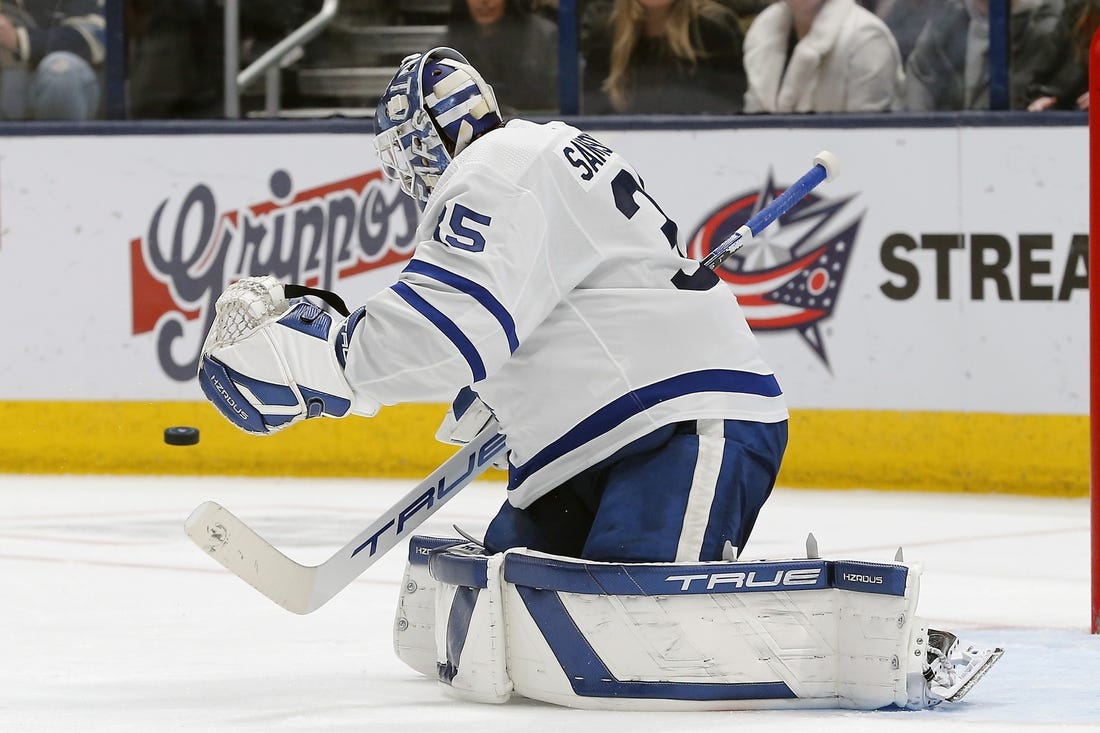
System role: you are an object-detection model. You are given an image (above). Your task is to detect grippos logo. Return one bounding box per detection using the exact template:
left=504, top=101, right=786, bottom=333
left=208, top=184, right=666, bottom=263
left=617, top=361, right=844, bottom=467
left=687, top=172, right=863, bottom=368
left=130, top=169, right=418, bottom=381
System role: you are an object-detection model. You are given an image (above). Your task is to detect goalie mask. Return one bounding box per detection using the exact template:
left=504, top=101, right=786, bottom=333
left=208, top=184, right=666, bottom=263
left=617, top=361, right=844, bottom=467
left=374, top=47, right=502, bottom=209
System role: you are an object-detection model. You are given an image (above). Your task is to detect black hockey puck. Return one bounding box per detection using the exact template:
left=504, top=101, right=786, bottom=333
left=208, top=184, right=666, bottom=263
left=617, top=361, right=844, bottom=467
left=164, top=426, right=200, bottom=446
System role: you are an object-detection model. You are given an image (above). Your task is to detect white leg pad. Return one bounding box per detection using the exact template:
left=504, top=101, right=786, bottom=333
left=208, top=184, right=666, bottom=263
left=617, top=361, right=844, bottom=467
left=393, top=536, right=463, bottom=677
left=833, top=561, right=925, bottom=709
left=431, top=546, right=513, bottom=703
left=425, top=546, right=962, bottom=711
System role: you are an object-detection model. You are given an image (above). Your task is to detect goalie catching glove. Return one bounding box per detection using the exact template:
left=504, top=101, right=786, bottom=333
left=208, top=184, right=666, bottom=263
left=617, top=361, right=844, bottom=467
left=198, top=276, right=380, bottom=434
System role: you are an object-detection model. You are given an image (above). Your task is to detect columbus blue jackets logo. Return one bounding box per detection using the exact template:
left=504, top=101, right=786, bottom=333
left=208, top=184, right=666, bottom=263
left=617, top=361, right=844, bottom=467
left=687, top=172, right=862, bottom=368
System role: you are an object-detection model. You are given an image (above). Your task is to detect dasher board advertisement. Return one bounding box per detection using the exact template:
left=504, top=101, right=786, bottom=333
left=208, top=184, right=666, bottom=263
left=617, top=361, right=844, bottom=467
left=0, top=125, right=1086, bottom=416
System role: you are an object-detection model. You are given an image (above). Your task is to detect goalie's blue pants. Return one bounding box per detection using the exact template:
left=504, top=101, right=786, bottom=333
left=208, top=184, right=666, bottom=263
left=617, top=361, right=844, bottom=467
left=484, top=418, right=788, bottom=562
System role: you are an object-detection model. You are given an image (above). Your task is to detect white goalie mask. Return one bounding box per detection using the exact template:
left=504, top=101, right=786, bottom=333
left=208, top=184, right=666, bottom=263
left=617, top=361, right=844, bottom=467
left=373, top=47, right=502, bottom=209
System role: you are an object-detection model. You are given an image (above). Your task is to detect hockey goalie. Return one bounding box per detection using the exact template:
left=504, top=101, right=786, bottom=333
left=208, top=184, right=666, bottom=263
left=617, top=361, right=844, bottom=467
left=195, top=46, right=1003, bottom=711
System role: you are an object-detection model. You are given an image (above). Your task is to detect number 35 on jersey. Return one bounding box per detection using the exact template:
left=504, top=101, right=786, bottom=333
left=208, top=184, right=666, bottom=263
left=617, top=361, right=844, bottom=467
left=434, top=202, right=492, bottom=252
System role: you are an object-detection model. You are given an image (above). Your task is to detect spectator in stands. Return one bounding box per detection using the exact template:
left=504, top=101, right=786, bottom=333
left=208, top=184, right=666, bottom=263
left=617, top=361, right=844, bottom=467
left=582, top=0, right=746, bottom=114
left=742, top=0, right=903, bottom=113
left=444, top=0, right=559, bottom=112
left=904, top=0, right=1065, bottom=111
left=718, top=0, right=772, bottom=28
left=872, top=0, right=946, bottom=63
left=529, top=0, right=560, bottom=20
left=1027, top=0, right=1099, bottom=111
left=0, top=0, right=105, bottom=120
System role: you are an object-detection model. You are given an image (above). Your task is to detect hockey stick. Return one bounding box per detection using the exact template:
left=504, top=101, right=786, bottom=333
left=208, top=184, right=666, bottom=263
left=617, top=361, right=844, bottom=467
left=185, top=150, right=839, bottom=614
left=701, top=150, right=839, bottom=270
left=185, top=420, right=505, bottom=614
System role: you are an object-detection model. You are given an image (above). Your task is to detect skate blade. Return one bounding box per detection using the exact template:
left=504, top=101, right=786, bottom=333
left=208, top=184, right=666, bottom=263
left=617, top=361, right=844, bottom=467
left=944, top=647, right=1005, bottom=702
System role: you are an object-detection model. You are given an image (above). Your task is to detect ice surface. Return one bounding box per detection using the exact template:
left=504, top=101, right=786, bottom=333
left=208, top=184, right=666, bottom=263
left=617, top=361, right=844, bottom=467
left=2, top=475, right=1096, bottom=732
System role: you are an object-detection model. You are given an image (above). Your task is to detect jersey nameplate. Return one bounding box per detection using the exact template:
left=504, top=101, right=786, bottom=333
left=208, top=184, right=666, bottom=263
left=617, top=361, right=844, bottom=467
left=561, top=133, right=617, bottom=191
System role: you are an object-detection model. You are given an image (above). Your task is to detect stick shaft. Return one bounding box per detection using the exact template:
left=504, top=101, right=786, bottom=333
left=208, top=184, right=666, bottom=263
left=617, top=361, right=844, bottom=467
left=701, top=153, right=834, bottom=270
left=185, top=420, right=505, bottom=613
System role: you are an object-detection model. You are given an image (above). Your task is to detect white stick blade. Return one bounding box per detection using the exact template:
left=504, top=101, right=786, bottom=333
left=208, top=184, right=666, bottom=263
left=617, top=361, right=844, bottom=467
left=185, top=501, right=316, bottom=614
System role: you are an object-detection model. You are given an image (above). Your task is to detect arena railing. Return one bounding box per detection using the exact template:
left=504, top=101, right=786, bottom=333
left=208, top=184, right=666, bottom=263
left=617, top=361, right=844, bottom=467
left=222, top=0, right=340, bottom=118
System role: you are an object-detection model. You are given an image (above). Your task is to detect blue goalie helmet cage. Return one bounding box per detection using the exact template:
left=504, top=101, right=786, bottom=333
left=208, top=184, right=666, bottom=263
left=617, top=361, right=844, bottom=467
left=373, top=47, right=502, bottom=208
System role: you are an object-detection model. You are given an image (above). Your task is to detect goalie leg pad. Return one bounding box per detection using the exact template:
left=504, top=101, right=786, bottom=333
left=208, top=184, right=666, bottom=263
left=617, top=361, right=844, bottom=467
left=496, top=554, right=920, bottom=710
left=430, top=544, right=513, bottom=704
left=393, top=535, right=463, bottom=677
left=425, top=547, right=1000, bottom=711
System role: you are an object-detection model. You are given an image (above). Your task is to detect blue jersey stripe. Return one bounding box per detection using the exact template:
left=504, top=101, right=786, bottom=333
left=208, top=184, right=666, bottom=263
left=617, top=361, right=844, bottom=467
left=403, top=259, right=520, bottom=353
left=392, top=282, right=487, bottom=382
left=510, top=369, right=782, bottom=488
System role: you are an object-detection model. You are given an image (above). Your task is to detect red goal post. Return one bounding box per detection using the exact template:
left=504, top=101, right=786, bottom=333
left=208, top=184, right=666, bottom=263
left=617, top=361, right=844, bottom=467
left=1090, top=27, right=1100, bottom=635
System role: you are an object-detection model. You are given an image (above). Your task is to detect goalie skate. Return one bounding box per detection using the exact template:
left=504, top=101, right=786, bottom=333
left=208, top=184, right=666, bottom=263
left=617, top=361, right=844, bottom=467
left=926, top=628, right=1004, bottom=703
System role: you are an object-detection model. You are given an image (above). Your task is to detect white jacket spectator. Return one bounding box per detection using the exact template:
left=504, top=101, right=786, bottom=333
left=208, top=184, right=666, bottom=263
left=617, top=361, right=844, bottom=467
left=743, top=0, right=904, bottom=113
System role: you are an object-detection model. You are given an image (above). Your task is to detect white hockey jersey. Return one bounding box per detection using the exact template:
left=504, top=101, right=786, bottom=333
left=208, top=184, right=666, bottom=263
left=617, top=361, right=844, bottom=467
left=345, top=120, right=788, bottom=508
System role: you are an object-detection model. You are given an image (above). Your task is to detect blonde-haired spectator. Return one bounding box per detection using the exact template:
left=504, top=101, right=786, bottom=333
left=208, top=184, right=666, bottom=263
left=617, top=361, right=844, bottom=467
left=582, top=0, right=747, bottom=114
left=743, top=0, right=903, bottom=113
